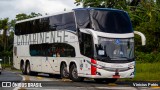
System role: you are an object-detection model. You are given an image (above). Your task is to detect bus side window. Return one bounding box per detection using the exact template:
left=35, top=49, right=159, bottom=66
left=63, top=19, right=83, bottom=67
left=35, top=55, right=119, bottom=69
left=29, top=43, right=75, bottom=57
left=14, top=47, right=17, bottom=56
left=55, top=43, right=75, bottom=57
left=79, top=32, right=94, bottom=58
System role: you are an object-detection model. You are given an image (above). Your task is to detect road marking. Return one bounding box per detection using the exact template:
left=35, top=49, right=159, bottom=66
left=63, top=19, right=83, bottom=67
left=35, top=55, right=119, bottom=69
left=13, top=74, right=25, bottom=90
left=13, top=87, right=21, bottom=90
left=13, top=74, right=29, bottom=90
left=24, top=75, right=30, bottom=82
left=107, top=83, right=118, bottom=86
left=151, top=86, right=160, bottom=89
left=62, top=78, right=72, bottom=82
left=37, top=76, right=43, bottom=80
left=95, top=87, right=137, bottom=90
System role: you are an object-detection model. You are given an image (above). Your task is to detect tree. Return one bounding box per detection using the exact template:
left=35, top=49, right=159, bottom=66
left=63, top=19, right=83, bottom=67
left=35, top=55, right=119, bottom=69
left=15, top=13, right=28, bottom=21
left=0, top=18, right=9, bottom=51
left=127, top=0, right=160, bottom=52
left=157, top=0, right=160, bottom=7
left=74, top=0, right=140, bottom=9
left=16, top=12, right=42, bottom=21
left=0, top=12, right=42, bottom=57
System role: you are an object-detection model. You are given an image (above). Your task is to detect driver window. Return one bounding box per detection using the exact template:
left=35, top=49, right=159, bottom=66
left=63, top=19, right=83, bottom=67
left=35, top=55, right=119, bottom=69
left=79, top=32, right=94, bottom=58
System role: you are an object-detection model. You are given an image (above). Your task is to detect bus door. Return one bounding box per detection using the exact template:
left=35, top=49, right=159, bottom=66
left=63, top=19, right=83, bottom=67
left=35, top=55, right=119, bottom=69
left=79, top=31, right=94, bottom=75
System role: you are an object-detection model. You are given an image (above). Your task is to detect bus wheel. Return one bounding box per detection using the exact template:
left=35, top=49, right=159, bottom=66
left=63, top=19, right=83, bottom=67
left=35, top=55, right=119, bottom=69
left=69, top=64, right=84, bottom=82
left=21, top=63, right=26, bottom=75
left=26, top=62, right=31, bottom=75
left=60, top=64, right=69, bottom=78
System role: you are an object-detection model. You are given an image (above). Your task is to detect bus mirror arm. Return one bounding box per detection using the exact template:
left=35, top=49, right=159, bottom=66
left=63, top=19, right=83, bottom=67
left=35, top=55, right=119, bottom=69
left=79, top=28, right=98, bottom=44
left=134, top=31, right=146, bottom=46
left=86, top=29, right=98, bottom=44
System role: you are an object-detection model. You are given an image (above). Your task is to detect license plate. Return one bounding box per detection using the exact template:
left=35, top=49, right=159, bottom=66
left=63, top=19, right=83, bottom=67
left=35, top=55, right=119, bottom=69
left=112, top=75, right=120, bottom=78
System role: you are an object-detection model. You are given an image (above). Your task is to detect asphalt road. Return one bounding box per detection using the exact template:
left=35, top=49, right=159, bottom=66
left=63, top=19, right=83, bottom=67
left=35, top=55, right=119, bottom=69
left=0, top=69, right=159, bottom=90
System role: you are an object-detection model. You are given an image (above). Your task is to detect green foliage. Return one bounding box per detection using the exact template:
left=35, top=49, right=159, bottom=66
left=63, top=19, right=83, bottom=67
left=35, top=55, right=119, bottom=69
left=16, top=12, right=42, bottom=21
left=135, top=51, right=160, bottom=63
left=0, top=12, right=42, bottom=58
left=0, top=18, right=9, bottom=30
left=75, top=0, right=131, bottom=9
left=134, top=62, right=160, bottom=81
left=127, top=1, right=160, bottom=52
left=0, top=18, right=10, bottom=51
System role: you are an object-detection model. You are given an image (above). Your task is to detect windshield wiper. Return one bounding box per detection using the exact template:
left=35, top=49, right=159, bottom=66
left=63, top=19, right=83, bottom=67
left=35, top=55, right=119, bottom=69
left=97, top=56, right=111, bottom=61
left=111, top=56, right=130, bottom=60
left=120, top=57, right=130, bottom=60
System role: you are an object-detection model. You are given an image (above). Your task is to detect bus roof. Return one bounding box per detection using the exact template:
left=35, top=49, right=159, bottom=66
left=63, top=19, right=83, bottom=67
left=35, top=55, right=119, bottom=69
left=16, top=8, right=126, bottom=24
left=16, top=10, right=72, bottom=24
left=73, top=8, right=125, bottom=12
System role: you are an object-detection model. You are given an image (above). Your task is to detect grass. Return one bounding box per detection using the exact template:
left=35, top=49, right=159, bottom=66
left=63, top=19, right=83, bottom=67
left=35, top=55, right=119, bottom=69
left=1, top=63, right=12, bottom=68
left=119, top=62, right=160, bottom=81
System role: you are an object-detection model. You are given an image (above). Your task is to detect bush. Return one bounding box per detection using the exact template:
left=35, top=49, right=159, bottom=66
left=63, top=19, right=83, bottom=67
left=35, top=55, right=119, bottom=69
left=135, top=51, right=160, bottom=63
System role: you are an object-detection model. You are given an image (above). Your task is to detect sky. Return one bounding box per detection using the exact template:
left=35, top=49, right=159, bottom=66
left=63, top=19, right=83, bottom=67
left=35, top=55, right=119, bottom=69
left=0, top=0, right=82, bottom=20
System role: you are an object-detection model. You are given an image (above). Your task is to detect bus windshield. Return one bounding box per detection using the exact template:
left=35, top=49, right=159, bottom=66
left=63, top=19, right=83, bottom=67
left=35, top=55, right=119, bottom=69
left=96, top=37, right=134, bottom=61
left=90, top=10, right=133, bottom=33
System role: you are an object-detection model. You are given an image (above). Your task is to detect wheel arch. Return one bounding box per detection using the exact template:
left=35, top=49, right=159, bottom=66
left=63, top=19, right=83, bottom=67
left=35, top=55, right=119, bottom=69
left=69, top=61, right=77, bottom=70
left=60, top=61, right=67, bottom=70
left=60, top=61, right=67, bottom=67
left=25, top=59, right=30, bottom=65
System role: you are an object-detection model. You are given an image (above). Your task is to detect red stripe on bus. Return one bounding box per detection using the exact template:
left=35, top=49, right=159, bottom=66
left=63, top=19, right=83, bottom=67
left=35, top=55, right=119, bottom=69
left=91, top=59, right=97, bottom=75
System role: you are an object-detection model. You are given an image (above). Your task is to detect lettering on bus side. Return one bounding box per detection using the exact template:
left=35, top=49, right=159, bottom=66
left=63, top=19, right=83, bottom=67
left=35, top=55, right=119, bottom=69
left=16, top=31, right=69, bottom=45
left=64, top=31, right=68, bottom=43
left=45, top=32, right=50, bottom=43
left=33, top=33, right=37, bottom=44
left=50, top=31, right=55, bottom=43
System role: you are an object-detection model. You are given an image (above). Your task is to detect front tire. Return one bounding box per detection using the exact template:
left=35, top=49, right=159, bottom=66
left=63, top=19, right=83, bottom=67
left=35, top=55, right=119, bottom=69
left=69, top=64, right=84, bottom=82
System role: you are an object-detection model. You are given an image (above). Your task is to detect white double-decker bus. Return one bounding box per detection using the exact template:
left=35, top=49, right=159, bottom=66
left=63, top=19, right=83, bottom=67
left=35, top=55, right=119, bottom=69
left=13, top=8, right=146, bottom=83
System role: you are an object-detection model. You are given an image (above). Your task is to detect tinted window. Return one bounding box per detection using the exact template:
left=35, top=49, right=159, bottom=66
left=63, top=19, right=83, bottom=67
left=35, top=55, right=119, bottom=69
left=90, top=10, right=133, bottom=33
left=41, top=18, right=49, bottom=32
left=15, top=24, right=20, bottom=35
left=74, top=9, right=91, bottom=28
left=49, top=12, right=76, bottom=31
left=30, top=43, right=75, bottom=57
left=79, top=32, right=94, bottom=58
left=15, top=12, right=76, bottom=35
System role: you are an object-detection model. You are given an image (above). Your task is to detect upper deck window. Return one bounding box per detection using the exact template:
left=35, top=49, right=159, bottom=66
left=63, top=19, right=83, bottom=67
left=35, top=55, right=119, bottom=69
left=15, top=12, right=76, bottom=35
left=74, top=8, right=133, bottom=33
left=90, top=10, right=133, bottom=33
left=74, top=9, right=90, bottom=28
left=49, top=12, right=76, bottom=31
